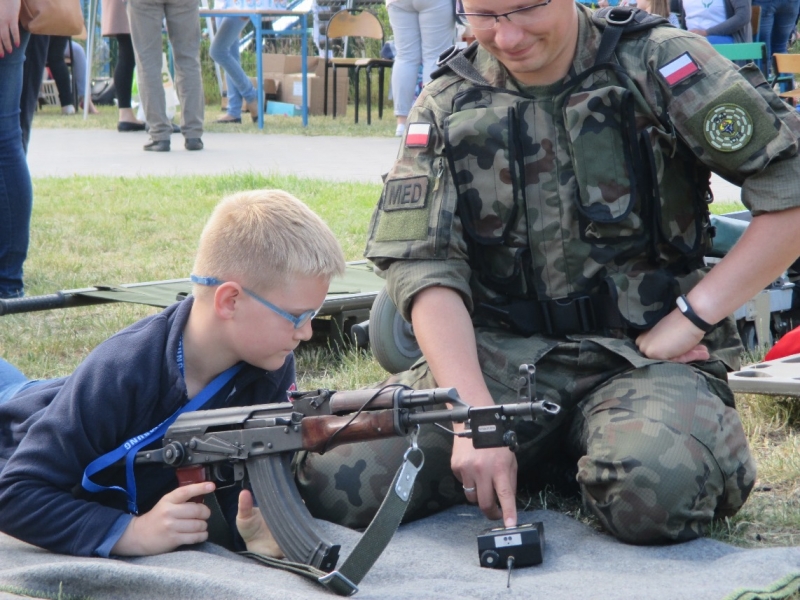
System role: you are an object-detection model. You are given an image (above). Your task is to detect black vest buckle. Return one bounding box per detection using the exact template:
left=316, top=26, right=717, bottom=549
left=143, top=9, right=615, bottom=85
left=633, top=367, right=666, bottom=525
left=541, top=296, right=597, bottom=335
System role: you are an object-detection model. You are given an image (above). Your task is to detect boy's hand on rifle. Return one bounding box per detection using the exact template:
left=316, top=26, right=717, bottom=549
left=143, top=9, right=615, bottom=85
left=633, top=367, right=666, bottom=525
left=452, top=436, right=518, bottom=528
left=236, top=489, right=284, bottom=558
left=111, top=482, right=215, bottom=556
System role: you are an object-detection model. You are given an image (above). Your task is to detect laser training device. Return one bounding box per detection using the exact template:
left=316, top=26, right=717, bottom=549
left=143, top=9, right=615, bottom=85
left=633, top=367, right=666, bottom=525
left=477, top=522, right=545, bottom=587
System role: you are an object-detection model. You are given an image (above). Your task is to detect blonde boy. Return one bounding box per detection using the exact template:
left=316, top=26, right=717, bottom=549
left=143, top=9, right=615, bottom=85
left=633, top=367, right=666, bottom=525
left=0, top=190, right=345, bottom=558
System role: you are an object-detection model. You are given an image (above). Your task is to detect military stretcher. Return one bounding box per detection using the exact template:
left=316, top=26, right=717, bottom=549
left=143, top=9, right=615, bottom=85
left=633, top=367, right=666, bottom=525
left=0, top=261, right=384, bottom=348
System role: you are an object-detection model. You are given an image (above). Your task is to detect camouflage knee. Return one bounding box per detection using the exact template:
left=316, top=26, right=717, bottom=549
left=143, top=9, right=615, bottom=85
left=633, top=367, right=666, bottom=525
left=575, top=362, right=756, bottom=544
left=578, top=429, right=727, bottom=543
left=293, top=424, right=464, bottom=530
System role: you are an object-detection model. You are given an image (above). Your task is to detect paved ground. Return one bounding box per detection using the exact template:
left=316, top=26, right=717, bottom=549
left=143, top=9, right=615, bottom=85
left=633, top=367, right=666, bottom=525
left=26, top=128, right=744, bottom=202
left=28, top=129, right=400, bottom=184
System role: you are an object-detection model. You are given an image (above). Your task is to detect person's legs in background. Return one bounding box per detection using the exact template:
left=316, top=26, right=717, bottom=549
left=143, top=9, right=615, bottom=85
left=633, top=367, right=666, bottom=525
left=164, top=0, right=204, bottom=148
left=19, top=33, right=48, bottom=153
left=46, top=36, right=75, bottom=115
left=755, top=0, right=776, bottom=62
left=416, top=0, right=456, bottom=84
left=0, top=30, right=33, bottom=299
left=64, top=40, right=98, bottom=114
left=128, top=0, right=172, bottom=149
left=113, top=34, right=145, bottom=129
left=770, top=0, right=800, bottom=57
left=388, top=0, right=422, bottom=137
left=223, top=45, right=244, bottom=122
left=209, top=16, right=258, bottom=123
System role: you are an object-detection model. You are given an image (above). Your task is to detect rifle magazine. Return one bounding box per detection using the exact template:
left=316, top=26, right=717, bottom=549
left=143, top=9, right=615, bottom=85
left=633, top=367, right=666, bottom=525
left=247, top=454, right=341, bottom=572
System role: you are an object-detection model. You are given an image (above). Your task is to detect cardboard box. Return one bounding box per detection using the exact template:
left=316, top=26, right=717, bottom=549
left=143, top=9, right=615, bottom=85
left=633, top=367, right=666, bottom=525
left=262, top=53, right=305, bottom=75
left=281, top=72, right=348, bottom=117
left=248, top=76, right=280, bottom=100
left=262, top=53, right=349, bottom=116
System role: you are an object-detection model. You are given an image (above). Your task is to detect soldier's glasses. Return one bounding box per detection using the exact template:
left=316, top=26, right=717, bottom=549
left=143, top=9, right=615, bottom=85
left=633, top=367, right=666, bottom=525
left=190, top=275, right=319, bottom=329
left=456, top=0, right=553, bottom=30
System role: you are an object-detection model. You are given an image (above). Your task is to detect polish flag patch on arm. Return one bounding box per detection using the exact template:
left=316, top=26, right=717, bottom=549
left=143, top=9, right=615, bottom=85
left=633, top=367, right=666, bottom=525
left=405, top=123, right=432, bottom=147
left=658, top=52, right=701, bottom=87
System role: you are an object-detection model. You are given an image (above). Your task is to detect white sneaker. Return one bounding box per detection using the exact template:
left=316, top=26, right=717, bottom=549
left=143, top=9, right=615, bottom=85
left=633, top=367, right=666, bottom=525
left=61, top=105, right=76, bottom=115
left=395, top=123, right=406, bottom=137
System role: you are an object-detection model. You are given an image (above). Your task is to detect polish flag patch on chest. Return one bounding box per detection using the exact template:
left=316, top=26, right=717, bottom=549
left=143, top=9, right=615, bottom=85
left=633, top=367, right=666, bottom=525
left=658, top=52, right=701, bottom=87
left=405, top=123, right=431, bottom=147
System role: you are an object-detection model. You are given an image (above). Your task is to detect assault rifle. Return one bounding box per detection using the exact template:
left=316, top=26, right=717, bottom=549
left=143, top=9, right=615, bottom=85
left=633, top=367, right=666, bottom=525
left=136, top=365, right=559, bottom=595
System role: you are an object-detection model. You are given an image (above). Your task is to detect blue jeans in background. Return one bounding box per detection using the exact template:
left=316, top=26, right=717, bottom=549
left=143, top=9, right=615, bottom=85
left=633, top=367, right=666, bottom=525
left=0, top=29, right=33, bottom=299
left=755, top=0, right=800, bottom=70
left=209, top=17, right=257, bottom=120
left=707, top=34, right=736, bottom=44
left=0, top=358, right=43, bottom=404
left=387, top=0, right=456, bottom=117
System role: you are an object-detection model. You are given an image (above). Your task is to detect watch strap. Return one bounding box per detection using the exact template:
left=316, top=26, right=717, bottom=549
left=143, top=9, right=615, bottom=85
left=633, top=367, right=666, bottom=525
left=676, top=295, right=714, bottom=333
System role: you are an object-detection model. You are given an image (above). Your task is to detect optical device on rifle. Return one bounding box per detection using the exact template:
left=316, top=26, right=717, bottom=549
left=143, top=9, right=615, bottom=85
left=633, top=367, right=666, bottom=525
left=136, top=364, right=559, bottom=595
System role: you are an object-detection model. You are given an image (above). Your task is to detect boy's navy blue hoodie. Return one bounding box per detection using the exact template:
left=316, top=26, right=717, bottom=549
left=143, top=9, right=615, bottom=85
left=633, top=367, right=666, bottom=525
left=0, top=298, right=295, bottom=556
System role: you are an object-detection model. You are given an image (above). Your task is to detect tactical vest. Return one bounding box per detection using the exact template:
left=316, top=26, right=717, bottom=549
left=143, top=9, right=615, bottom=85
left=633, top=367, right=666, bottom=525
left=437, top=8, right=713, bottom=334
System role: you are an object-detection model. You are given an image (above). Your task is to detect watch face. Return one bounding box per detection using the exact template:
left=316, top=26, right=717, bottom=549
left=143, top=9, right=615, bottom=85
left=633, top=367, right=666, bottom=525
left=676, top=296, right=688, bottom=312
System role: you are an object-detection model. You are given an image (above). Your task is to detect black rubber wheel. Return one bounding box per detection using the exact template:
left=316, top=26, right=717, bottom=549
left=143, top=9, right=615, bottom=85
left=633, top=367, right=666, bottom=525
left=739, top=321, right=774, bottom=352
left=368, top=288, right=421, bottom=374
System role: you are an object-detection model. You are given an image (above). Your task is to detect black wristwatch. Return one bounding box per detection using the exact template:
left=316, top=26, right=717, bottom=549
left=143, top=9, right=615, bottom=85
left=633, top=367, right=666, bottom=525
left=676, top=295, right=714, bottom=333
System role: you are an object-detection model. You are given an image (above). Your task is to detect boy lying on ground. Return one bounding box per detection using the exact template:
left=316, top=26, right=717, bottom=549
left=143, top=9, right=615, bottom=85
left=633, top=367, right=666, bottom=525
left=0, top=189, right=345, bottom=557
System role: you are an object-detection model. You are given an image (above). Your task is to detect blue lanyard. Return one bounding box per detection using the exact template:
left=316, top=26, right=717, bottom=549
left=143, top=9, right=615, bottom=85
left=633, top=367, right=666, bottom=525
left=81, top=361, right=243, bottom=514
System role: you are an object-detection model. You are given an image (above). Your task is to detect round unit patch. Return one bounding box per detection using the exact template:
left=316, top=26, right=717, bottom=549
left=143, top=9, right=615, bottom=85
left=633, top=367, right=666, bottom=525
left=703, top=104, right=753, bottom=152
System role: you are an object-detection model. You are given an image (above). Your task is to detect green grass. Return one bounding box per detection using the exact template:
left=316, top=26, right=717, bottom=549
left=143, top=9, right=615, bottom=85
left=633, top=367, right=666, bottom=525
left=2, top=174, right=797, bottom=551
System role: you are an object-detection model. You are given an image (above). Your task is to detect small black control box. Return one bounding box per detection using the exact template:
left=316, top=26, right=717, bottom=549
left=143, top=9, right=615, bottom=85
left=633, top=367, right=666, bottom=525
left=477, top=522, right=545, bottom=569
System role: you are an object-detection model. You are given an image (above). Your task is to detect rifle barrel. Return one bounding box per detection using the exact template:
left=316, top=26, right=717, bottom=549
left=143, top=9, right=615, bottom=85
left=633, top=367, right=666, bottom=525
left=328, top=387, right=461, bottom=414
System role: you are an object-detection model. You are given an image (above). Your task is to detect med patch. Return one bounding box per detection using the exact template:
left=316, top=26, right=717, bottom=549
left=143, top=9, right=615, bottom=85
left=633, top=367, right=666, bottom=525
left=374, top=175, right=431, bottom=242
left=382, top=176, right=429, bottom=211
left=686, top=83, right=779, bottom=169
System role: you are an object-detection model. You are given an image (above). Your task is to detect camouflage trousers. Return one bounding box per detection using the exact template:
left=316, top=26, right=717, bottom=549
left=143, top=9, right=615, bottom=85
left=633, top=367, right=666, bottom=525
left=294, top=334, right=756, bottom=544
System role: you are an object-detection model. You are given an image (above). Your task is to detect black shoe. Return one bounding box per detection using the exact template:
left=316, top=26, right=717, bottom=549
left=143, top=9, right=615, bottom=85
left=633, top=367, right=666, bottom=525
left=184, top=138, right=203, bottom=151
left=215, top=116, right=241, bottom=124
left=117, top=121, right=146, bottom=132
left=144, top=139, right=170, bottom=152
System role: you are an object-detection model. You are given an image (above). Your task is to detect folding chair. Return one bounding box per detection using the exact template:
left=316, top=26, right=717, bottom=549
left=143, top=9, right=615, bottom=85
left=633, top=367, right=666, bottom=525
left=711, top=42, right=768, bottom=78
left=323, top=8, right=393, bottom=124
left=39, top=73, right=60, bottom=107
left=771, top=53, right=800, bottom=104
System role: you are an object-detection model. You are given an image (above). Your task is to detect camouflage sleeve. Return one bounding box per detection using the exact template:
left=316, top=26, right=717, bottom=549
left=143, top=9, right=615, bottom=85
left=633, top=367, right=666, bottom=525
left=364, top=81, right=472, bottom=320
left=643, top=30, right=800, bottom=215
left=384, top=259, right=474, bottom=322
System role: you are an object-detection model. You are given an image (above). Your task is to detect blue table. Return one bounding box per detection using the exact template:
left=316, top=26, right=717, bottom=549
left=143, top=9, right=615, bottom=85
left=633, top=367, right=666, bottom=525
left=199, top=8, right=311, bottom=127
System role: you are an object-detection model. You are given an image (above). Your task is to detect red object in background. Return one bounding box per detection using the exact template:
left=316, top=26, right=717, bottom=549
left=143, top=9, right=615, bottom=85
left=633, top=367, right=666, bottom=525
left=764, top=325, right=800, bottom=361
left=176, top=464, right=208, bottom=503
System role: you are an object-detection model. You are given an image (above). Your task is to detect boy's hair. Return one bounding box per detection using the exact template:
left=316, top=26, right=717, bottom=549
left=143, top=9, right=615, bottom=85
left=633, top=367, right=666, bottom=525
left=192, top=190, right=345, bottom=295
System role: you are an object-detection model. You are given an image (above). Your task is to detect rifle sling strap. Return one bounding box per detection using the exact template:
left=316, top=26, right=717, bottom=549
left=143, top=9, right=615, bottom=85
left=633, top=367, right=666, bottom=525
left=242, top=446, right=424, bottom=596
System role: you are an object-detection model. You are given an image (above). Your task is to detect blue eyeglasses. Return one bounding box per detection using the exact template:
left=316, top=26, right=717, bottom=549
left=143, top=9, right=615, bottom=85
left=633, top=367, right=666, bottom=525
left=191, top=275, right=319, bottom=329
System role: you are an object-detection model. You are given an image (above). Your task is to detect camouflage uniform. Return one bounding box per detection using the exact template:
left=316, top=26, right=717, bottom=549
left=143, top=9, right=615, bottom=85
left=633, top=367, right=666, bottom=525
left=296, top=6, right=800, bottom=543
